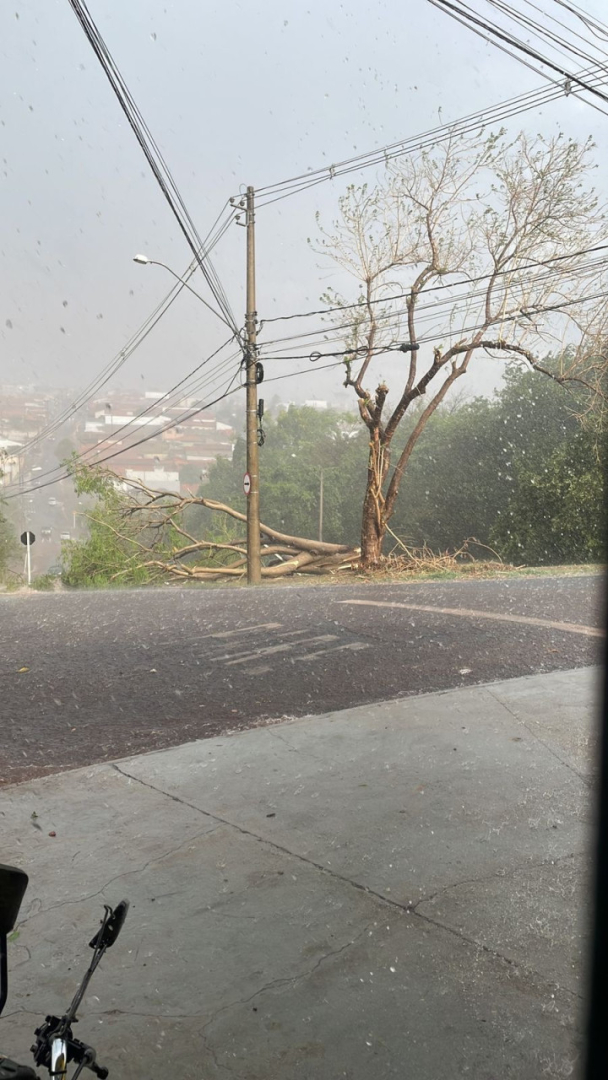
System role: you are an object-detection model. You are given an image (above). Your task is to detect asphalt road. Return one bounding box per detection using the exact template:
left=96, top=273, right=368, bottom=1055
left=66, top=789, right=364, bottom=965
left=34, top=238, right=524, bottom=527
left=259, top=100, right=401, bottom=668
left=0, top=573, right=604, bottom=785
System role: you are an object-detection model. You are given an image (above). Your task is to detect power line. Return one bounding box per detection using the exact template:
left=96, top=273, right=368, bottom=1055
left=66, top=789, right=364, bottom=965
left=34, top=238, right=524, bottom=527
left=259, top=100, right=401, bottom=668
left=7, top=354, right=356, bottom=501
left=5, top=360, right=244, bottom=500
left=253, top=62, right=607, bottom=205
left=260, top=287, right=608, bottom=361
left=256, top=256, right=608, bottom=359
left=485, top=0, right=608, bottom=67
left=5, top=337, right=241, bottom=494
left=427, top=0, right=608, bottom=109
left=551, top=0, right=608, bottom=42
left=521, top=0, right=608, bottom=58
left=257, top=245, right=608, bottom=336
left=15, top=202, right=237, bottom=460
left=10, top=279, right=603, bottom=501
left=66, top=0, right=239, bottom=335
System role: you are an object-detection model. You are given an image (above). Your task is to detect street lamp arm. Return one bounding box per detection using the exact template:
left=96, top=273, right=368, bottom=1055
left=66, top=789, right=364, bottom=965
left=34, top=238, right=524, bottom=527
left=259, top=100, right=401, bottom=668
left=133, top=256, right=235, bottom=332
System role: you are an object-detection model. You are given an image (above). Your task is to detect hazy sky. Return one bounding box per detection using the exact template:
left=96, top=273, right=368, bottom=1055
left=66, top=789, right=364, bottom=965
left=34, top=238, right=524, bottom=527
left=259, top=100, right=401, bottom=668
left=1, top=0, right=606, bottom=411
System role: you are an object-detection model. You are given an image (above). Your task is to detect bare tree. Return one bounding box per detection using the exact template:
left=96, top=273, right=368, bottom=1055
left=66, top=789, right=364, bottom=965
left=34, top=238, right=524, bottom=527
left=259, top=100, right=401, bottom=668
left=315, top=130, right=608, bottom=566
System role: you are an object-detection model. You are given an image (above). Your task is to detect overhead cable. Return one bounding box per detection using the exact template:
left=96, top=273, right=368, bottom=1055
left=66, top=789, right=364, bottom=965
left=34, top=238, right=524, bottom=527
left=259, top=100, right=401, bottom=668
left=16, top=202, right=237, bottom=459
left=426, top=0, right=608, bottom=109
left=66, top=0, right=239, bottom=334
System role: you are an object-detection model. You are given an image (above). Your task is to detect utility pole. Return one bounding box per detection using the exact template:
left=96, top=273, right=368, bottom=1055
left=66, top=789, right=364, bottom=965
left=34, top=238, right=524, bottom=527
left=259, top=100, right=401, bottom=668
left=245, top=186, right=262, bottom=585
left=318, top=468, right=324, bottom=543
left=25, top=532, right=32, bottom=587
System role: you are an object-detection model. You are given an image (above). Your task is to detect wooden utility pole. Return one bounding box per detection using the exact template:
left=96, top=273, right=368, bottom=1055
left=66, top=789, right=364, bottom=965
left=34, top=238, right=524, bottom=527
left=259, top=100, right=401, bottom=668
left=318, top=468, right=324, bottom=543
left=245, top=186, right=262, bottom=584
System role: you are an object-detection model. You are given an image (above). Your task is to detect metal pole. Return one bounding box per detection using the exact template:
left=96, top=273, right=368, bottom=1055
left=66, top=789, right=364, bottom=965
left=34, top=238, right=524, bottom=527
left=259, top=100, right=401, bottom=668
left=319, top=469, right=324, bottom=543
left=26, top=533, right=31, bottom=586
left=0, top=935, right=8, bottom=1017
left=245, top=186, right=262, bottom=585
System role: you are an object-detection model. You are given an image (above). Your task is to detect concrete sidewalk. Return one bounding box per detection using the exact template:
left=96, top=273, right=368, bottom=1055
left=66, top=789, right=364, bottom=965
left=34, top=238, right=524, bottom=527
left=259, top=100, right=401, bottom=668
left=0, top=667, right=599, bottom=1079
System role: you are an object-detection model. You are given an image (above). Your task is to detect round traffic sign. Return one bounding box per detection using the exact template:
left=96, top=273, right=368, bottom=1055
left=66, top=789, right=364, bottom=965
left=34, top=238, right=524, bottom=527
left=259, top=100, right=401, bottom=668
left=243, top=472, right=252, bottom=496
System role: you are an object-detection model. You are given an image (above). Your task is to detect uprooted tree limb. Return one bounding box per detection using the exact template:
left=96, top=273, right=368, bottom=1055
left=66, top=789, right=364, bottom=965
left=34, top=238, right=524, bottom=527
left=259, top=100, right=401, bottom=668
left=70, top=468, right=360, bottom=582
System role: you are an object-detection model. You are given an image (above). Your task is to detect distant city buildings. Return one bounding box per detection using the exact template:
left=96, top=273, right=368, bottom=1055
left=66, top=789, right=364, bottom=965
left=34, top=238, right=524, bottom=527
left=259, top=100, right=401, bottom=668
left=78, top=391, right=236, bottom=493
left=0, top=384, right=339, bottom=494
left=0, top=384, right=235, bottom=494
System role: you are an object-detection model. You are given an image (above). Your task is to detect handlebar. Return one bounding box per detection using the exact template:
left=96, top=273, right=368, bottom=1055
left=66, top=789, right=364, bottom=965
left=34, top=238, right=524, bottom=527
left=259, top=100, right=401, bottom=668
left=1, top=868, right=128, bottom=1080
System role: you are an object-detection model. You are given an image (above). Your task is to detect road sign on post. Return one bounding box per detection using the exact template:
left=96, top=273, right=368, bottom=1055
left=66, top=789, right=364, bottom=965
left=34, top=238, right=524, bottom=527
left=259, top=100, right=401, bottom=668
left=20, top=531, right=35, bottom=587
left=243, top=472, right=252, bottom=496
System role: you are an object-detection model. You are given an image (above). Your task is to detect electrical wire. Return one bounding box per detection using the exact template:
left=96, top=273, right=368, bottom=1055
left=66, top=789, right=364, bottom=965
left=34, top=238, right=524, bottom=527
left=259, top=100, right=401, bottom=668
left=259, top=287, right=608, bottom=361
left=520, top=0, right=608, bottom=58
left=15, top=201, right=237, bottom=459
left=258, top=243, right=608, bottom=330
left=483, top=0, right=608, bottom=68
left=8, top=352, right=355, bottom=501
left=427, top=0, right=608, bottom=109
left=66, top=0, right=239, bottom=335
left=10, top=279, right=604, bottom=500
left=34, top=245, right=566, bottom=478
left=5, top=360, right=244, bottom=500
left=255, top=255, right=608, bottom=358
left=4, top=339, right=241, bottom=494
left=253, top=60, right=607, bottom=205
left=551, top=0, right=608, bottom=42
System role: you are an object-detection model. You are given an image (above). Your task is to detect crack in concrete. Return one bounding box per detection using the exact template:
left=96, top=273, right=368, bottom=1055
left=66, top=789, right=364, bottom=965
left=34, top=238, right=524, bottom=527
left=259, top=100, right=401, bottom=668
left=265, top=728, right=301, bottom=754
left=111, top=764, right=583, bottom=1000
left=200, top=922, right=374, bottom=1035
left=265, top=726, right=327, bottom=763
left=485, top=687, right=592, bottom=788
left=16, top=824, right=222, bottom=930
left=408, top=850, right=582, bottom=914
left=201, top=1032, right=246, bottom=1079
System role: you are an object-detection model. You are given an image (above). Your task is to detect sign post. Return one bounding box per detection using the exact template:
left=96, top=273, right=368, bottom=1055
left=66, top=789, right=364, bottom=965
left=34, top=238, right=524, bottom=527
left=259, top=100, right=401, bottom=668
left=20, top=531, right=35, bottom=586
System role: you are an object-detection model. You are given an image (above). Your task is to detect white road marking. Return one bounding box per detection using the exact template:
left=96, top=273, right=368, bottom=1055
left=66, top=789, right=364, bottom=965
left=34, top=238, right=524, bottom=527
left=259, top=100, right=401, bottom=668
left=224, top=644, right=294, bottom=665
left=336, top=599, right=604, bottom=638
left=295, top=642, right=370, bottom=661
left=208, top=622, right=283, bottom=639
left=223, top=635, right=339, bottom=666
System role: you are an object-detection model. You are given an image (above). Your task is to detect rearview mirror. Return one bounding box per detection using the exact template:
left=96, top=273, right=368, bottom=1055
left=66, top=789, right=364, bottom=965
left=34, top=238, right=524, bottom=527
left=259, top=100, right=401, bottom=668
left=0, top=864, right=29, bottom=937
left=89, top=899, right=129, bottom=951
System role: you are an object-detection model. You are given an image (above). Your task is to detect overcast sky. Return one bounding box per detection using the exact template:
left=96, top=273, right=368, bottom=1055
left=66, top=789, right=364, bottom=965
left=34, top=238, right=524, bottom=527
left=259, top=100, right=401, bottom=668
left=1, top=0, right=606, bottom=410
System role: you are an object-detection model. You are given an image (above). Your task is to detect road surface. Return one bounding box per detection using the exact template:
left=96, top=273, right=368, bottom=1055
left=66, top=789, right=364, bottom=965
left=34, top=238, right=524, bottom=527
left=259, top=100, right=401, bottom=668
left=0, top=573, right=603, bottom=785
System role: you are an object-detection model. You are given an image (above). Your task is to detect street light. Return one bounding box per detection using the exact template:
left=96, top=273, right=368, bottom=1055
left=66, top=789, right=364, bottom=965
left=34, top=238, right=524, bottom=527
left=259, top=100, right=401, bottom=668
left=132, top=254, right=233, bottom=329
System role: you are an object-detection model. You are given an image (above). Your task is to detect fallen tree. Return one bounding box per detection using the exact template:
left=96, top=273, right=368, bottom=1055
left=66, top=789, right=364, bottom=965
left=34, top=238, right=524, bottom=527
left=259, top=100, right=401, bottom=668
left=63, top=466, right=360, bottom=584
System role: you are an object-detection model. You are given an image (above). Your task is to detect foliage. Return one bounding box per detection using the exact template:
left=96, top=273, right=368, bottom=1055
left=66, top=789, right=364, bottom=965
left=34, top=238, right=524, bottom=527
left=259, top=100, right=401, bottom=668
left=61, top=467, right=155, bottom=587
left=61, top=370, right=605, bottom=587
left=202, top=406, right=367, bottom=544
left=31, top=572, right=60, bottom=591
left=491, top=430, right=605, bottom=564
left=0, top=513, right=17, bottom=581
left=389, top=365, right=584, bottom=551
left=201, top=376, right=603, bottom=565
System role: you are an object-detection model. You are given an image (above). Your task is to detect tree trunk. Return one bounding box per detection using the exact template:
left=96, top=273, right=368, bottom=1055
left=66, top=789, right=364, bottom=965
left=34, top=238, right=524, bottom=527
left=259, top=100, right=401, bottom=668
left=360, top=488, right=386, bottom=566
left=360, top=436, right=389, bottom=567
